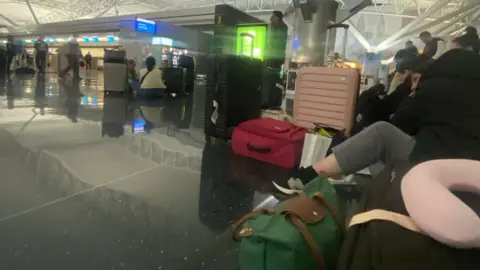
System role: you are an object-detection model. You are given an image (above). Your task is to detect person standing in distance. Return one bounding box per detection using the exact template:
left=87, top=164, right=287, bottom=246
left=267, top=11, right=288, bottom=69
left=60, top=34, right=82, bottom=80
left=34, top=36, right=48, bottom=74
left=84, top=52, right=92, bottom=70
left=404, top=40, right=418, bottom=55
left=419, top=31, right=445, bottom=59
left=5, top=36, right=16, bottom=73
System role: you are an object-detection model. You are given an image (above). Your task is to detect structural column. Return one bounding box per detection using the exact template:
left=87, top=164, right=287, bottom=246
left=291, top=0, right=338, bottom=65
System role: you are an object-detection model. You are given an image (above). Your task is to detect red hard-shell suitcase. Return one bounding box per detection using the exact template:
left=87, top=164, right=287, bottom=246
left=232, top=118, right=307, bottom=168
left=293, top=67, right=359, bottom=136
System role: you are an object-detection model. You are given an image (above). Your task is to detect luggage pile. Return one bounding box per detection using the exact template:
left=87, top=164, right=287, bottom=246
left=231, top=65, right=360, bottom=169
left=228, top=64, right=362, bottom=270
left=202, top=54, right=479, bottom=270
left=232, top=160, right=480, bottom=270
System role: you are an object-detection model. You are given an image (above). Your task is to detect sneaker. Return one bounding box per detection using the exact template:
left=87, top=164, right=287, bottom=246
left=288, top=178, right=305, bottom=190
left=273, top=180, right=302, bottom=195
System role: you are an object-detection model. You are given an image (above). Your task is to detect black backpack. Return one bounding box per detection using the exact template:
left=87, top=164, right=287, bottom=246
left=338, top=160, right=480, bottom=270
left=351, top=84, right=386, bottom=135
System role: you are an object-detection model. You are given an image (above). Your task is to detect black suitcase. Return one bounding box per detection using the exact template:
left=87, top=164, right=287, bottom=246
left=261, top=67, right=283, bottom=109
left=163, top=67, right=185, bottom=95
left=191, top=76, right=206, bottom=129
left=104, top=49, right=126, bottom=63
left=204, top=55, right=262, bottom=139
left=0, top=48, right=6, bottom=76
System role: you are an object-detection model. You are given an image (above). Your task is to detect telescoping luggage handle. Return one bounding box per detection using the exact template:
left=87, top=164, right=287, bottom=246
left=324, top=23, right=349, bottom=66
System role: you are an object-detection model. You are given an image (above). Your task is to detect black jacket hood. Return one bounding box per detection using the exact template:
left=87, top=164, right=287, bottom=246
left=422, top=49, right=480, bottom=81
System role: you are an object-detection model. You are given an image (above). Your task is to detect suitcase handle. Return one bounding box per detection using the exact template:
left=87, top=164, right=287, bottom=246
left=247, top=143, right=271, bottom=154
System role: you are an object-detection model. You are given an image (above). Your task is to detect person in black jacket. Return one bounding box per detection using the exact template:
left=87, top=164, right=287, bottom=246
left=404, top=40, right=418, bottom=55
left=267, top=11, right=288, bottom=68
left=388, top=46, right=419, bottom=94
left=34, top=36, right=48, bottom=73
left=452, top=26, right=479, bottom=53
left=391, top=48, right=480, bottom=163
left=5, top=36, right=16, bottom=73
left=380, top=57, right=433, bottom=119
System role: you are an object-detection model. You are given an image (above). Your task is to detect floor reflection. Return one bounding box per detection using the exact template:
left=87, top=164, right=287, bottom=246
left=0, top=72, right=362, bottom=269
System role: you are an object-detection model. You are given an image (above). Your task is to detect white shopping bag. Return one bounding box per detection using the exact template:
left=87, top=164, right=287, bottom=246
left=300, top=133, right=332, bottom=168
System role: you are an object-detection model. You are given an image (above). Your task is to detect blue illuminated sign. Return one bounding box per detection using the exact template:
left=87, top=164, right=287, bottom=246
left=106, top=36, right=115, bottom=43
left=135, top=17, right=156, bottom=34
left=83, top=37, right=90, bottom=43
left=133, top=119, right=146, bottom=133
left=92, top=36, right=99, bottom=43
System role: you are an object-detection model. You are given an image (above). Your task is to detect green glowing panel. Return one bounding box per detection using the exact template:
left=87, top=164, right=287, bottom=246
left=235, top=25, right=267, bottom=60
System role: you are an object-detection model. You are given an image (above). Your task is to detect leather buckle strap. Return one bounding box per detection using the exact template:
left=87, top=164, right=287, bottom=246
left=312, top=192, right=346, bottom=235
left=231, top=209, right=275, bottom=240
left=349, top=209, right=422, bottom=234
left=288, top=214, right=326, bottom=270
left=285, top=192, right=345, bottom=270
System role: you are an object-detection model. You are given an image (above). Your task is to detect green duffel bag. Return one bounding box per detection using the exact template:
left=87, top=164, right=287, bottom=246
left=232, top=177, right=345, bottom=270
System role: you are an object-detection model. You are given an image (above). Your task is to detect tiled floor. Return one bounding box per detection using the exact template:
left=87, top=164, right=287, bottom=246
left=0, top=72, right=361, bottom=270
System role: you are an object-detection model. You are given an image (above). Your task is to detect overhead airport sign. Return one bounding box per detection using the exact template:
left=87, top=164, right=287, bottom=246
left=135, top=18, right=156, bottom=34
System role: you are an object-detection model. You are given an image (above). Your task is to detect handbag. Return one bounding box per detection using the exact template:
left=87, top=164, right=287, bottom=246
left=300, top=133, right=332, bottom=168
left=232, top=177, right=345, bottom=270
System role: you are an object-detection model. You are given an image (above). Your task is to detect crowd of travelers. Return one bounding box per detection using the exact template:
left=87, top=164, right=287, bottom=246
left=291, top=26, right=480, bottom=187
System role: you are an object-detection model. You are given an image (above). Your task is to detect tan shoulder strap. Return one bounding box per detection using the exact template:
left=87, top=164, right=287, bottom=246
left=349, top=209, right=422, bottom=234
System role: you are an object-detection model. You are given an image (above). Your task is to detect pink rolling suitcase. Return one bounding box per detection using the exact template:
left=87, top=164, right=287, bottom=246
left=293, top=67, right=359, bottom=136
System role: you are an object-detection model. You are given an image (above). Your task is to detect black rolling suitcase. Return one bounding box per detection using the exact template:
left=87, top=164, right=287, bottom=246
left=191, top=75, right=206, bottom=129
left=204, top=55, right=262, bottom=139
left=0, top=48, right=7, bottom=76
left=163, top=67, right=185, bottom=96
left=178, top=55, right=195, bottom=94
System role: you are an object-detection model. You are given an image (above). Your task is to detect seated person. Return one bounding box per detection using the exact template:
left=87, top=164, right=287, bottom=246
left=452, top=26, right=479, bottom=53
left=290, top=47, right=480, bottom=189
left=379, top=57, right=433, bottom=119
left=354, top=57, right=431, bottom=133
left=127, top=59, right=138, bottom=82
left=388, top=48, right=418, bottom=94
left=138, top=56, right=166, bottom=95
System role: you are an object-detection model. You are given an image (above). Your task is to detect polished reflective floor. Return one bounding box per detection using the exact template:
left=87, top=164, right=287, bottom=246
left=0, top=71, right=362, bottom=270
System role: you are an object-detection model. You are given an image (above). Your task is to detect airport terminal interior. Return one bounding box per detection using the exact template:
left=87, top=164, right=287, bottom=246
left=1, top=0, right=480, bottom=269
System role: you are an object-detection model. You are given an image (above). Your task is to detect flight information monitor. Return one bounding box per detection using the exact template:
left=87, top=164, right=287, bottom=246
left=135, top=18, right=156, bottom=34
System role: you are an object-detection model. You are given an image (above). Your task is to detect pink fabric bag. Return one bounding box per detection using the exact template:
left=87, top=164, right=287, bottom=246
left=401, top=159, right=480, bottom=248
